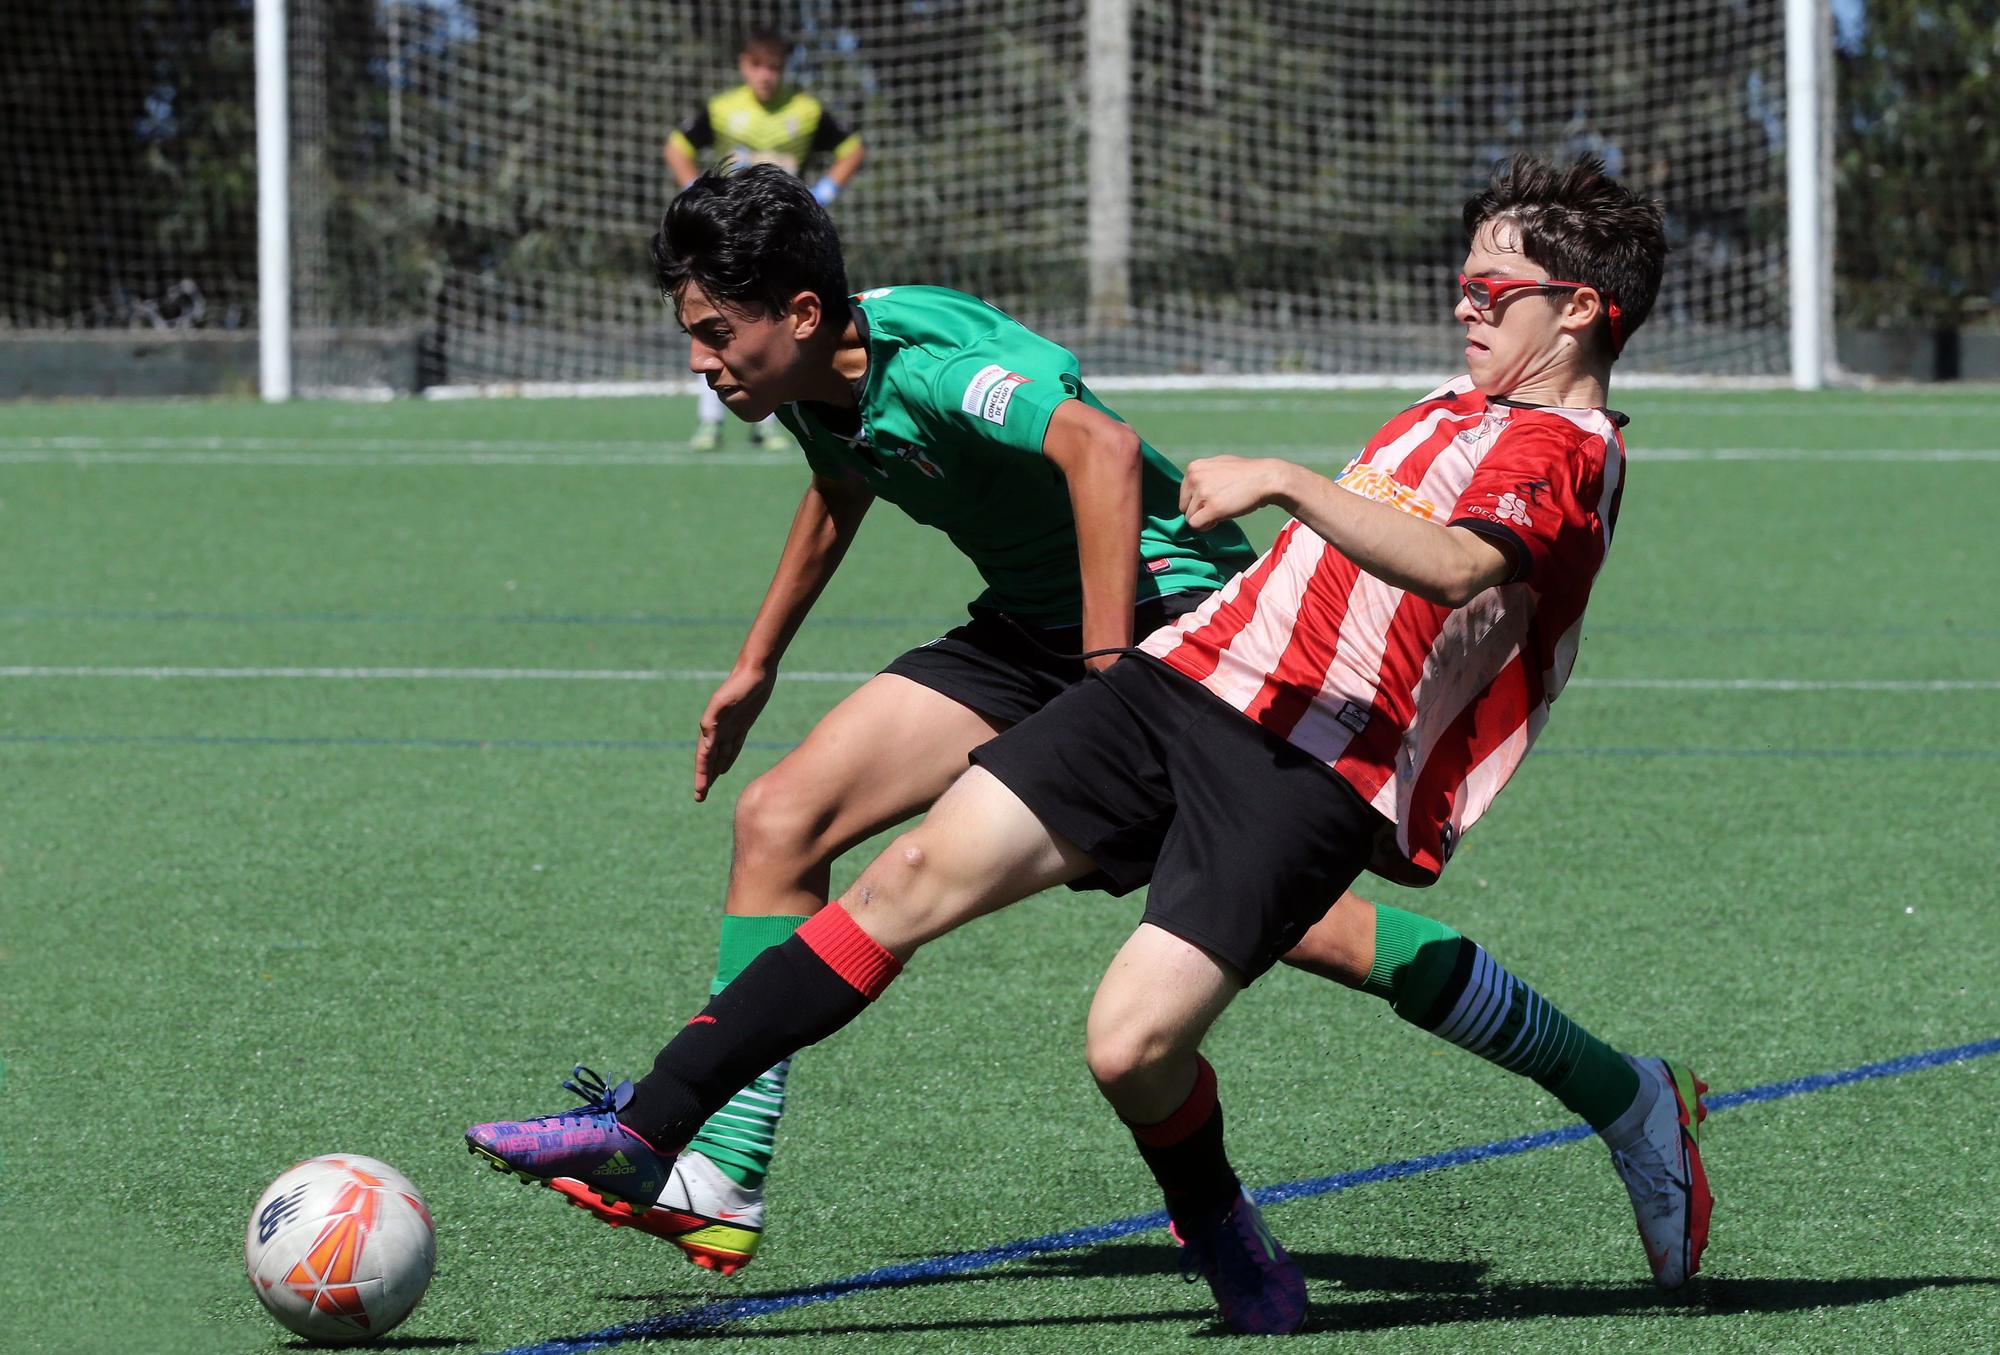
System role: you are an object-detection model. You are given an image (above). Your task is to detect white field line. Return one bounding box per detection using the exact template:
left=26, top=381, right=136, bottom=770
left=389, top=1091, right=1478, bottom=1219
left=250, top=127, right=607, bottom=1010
left=0, top=436, right=794, bottom=467
left=414, top=374, right=1860, bottom=398
left=1, top=666, right=1993, bottom=692
left=2, top=436, right=1999, bottom=466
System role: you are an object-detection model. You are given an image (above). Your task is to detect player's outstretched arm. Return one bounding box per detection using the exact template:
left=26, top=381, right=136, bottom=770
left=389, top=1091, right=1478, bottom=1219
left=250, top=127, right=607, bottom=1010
left=1041, top=401, right=1141, bottom=669
left=1181, top=456, right=1509, bottom=608
left=694, top=474, right=874, bottom=800
left=820, top=138, right=864, bottom=198
left=664, top=136, right=700, bottom=190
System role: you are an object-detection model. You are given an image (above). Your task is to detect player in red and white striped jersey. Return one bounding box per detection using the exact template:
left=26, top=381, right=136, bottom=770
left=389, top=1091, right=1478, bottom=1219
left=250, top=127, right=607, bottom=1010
left=1143, top=371, right=1625, bottom=884
left=470, top=157, right=1710, bottom=1332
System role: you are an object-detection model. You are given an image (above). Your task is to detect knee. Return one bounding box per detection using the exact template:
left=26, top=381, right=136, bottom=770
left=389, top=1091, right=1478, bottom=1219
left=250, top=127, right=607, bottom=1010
left=732, top=768, right=832, bottom=862
left=848, top=830, right=936, bottom=914
left=839, top=828, right=965, bottom=952
left=1085, top=1020, right=1173, bottom=1099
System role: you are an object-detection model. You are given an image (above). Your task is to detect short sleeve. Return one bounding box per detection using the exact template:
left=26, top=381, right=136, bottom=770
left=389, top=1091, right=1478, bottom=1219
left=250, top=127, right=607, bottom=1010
left=809, top=108, right=855, bottom=154
left=676, top=106, right=715, bottom=149
left=1447, top=422, right=1600, bottom=584
left=918, top=337, right=1081, bottom=458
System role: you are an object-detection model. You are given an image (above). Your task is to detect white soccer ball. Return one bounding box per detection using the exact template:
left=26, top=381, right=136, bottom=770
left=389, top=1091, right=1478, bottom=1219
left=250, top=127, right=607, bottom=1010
left=245, top=1154, right=436, bottom=1344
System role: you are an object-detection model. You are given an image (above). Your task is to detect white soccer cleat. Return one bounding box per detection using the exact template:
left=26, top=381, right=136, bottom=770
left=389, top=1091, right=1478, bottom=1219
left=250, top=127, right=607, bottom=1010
left=1607, top=1054, right=1712, bottom=1289
left=634, top=1150, right=766, bottom=1275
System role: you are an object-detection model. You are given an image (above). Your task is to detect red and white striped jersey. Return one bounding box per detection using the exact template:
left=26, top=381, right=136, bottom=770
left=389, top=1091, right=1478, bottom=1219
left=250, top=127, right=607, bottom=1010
left=1139, top=376, right=1626, bottom=884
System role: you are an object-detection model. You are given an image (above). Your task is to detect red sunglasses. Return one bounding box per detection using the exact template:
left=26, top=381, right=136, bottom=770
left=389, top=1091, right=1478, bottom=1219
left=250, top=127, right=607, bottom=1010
left=1459, top=273, right=1625, bottom=354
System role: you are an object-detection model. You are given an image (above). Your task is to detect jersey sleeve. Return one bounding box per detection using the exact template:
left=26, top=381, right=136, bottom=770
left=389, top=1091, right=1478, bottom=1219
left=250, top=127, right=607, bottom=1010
left=1447, top=422, right=1604, bottom=584
left=916, top=331, right=1082, bottom=458
left=809, top=107, right=860, bottom=157
left=671, top=105, right=715, bottom=153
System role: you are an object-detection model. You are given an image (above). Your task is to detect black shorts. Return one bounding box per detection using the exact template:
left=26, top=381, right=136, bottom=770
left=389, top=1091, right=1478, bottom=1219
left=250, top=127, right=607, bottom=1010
left=970, top=656, right=1388, bottom=981
left=881, top=593, right=1207, bottom=727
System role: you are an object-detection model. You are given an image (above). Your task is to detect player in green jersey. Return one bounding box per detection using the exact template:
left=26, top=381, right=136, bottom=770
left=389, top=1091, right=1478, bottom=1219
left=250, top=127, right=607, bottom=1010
left=665, top=26, right=865, bottom=452
left=617, top=165, right=1661, bottom=1282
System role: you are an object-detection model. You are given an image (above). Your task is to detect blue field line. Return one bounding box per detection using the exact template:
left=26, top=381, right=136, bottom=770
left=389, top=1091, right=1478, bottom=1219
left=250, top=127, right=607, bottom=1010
left=489, top=1036, right=2000, bottom=1354
left=9, top=732, right=2000, bottom=762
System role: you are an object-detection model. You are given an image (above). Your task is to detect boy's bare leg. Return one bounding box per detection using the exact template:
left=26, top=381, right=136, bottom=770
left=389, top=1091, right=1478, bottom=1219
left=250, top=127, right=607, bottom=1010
left=723, top=673, right=1008, bottom=918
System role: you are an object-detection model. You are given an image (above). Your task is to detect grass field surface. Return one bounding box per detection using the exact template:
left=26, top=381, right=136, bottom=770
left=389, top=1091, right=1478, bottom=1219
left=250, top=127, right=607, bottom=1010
left=2, top=387, right=1997, bottom=1353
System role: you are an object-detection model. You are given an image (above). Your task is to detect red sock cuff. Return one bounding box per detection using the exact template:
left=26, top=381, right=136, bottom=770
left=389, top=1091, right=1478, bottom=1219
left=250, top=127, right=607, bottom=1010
left=796, top=903, right=903, bottom=1000
left=1126, top=1056, right=1219, bottom=1148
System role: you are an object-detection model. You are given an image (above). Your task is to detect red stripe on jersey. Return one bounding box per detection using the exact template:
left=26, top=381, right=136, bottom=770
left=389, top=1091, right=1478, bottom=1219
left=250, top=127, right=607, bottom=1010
left=1153, top=520, right=1301, bottom=682
left=1326, top=588, right=1450, bottom=805
left=1363, top=395, right=1456, bottom=462
left=1379, top=411, right=1477, bottom=491
left=1397, top=650, right=1541, bottom=871
left=1241, top=546, right=1362, bottom=735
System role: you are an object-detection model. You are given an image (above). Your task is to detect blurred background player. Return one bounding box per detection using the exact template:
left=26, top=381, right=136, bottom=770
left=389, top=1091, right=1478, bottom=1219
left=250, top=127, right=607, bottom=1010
left=665, top=26, right=866, bottom=452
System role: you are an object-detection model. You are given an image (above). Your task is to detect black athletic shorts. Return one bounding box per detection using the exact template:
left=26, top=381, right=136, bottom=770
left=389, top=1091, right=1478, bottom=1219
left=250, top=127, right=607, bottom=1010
left=881, top=593, right=1207, bottom=727
left=970, top=655, right=1389, bottom=981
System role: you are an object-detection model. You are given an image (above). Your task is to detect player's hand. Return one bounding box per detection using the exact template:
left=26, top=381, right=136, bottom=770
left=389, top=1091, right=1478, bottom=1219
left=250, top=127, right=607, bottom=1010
left=694, top=665, right=777, bottom=802
left=1180, top=456, right=1289, bottom=531
left=811, top=175, right=840, bottom=206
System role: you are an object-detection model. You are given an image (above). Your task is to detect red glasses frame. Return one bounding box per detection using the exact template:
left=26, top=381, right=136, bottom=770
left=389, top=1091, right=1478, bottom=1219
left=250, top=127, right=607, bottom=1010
left=1458, top=273, right=1625, bottom=354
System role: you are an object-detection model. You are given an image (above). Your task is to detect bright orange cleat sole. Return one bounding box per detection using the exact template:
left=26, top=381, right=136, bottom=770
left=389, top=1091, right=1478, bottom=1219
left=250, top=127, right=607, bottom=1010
left=547, top=1177, right=757, bottom=1276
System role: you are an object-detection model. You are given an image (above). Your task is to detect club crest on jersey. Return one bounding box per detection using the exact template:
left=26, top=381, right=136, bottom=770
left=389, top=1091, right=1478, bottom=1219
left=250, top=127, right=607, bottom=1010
left=961, top=364, right=1032, bottom=425
left=877, top=436, right=947, bottom=480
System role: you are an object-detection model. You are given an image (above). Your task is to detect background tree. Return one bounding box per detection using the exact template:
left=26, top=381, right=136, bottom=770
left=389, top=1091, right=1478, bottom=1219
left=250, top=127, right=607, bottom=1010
left=1834, top=0, right=2000, bottom=342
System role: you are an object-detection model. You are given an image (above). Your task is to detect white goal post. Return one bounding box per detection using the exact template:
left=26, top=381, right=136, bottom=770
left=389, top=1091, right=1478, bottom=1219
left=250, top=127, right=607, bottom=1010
left=260, top=0, right=1836, bottom=399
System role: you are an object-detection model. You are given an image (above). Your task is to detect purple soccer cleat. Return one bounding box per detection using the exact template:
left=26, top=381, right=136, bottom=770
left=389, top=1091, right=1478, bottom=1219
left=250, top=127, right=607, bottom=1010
left=465, top=1066, right=671, bottom=1216
left=1174, top=1187, right=1308, bottom=1335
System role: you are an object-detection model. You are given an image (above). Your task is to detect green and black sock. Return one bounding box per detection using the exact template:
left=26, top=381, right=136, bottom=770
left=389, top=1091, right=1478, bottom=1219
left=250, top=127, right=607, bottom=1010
left=1366, top=903, right=1641, bottom=1132
left=683, top=913, right=812, bottom=1188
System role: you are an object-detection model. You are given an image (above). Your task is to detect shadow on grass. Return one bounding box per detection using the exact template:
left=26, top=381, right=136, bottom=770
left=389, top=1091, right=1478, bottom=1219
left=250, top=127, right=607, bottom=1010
left=282, top=1338, right=475, bottom=1350
left=594, top=1246, right=1999, bottom=1341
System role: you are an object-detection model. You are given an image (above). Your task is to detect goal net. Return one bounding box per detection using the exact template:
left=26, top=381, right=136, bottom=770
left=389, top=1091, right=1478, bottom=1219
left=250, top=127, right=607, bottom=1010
left=308, top=0, right=1791, bottom=391
left=1, top=1, right=1802, bottom=392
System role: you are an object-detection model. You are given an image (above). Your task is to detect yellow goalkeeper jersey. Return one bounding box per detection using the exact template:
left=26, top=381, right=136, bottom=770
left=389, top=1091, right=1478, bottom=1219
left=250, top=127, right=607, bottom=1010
left=668, top=84, right=861, bottom=177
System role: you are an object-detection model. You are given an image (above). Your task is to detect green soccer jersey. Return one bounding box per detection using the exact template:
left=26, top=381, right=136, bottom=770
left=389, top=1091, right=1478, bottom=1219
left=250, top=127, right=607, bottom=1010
left=774, top=285, right=1255, bottom=623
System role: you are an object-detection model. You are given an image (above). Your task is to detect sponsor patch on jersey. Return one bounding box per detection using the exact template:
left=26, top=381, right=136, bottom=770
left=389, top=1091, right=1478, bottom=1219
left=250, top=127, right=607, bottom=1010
left=960, top=363, right=1033, bottom=425
left=1492, top=491, right=1534, bottom=527
left=1336, top=700, right=1372, bottom=735
left=1336, top=464, right=1441, bottom=521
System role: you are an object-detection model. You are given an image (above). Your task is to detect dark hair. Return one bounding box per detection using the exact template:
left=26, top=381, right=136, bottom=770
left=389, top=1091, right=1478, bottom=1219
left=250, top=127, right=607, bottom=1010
left=1462, top=155, right=1667, bottom=360
left=739, top=25, right=791, bottom=60
left=651, top=165, right=851, bottom=329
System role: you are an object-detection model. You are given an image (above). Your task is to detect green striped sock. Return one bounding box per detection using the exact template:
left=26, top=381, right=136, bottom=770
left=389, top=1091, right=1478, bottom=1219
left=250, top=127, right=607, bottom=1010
left=1368, top=903, right=1641, bottom=1133
left=685, top=913, right=811, bottom=1188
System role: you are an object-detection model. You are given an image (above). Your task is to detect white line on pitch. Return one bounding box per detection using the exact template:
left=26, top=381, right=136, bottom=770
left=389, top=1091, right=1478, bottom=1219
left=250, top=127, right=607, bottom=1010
left=0, top=665, right=814, bottom=681
left=2, top=666, right=1994, bottom=692
left=2, top=438, right=1999, bottom=466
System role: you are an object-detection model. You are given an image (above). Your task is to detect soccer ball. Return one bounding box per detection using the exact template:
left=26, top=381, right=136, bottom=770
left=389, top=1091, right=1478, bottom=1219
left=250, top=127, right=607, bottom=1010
left=245, top=1154, right=436, bottom=1343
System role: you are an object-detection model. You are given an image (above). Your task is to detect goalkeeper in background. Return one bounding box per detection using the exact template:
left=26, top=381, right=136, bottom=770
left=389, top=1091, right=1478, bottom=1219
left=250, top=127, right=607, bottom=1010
left=665, top=25, right=866, bottom=452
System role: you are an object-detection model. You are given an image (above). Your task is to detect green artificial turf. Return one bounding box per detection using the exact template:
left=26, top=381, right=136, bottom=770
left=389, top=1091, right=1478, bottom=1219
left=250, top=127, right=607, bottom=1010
left=1, top=387, right=1997, bottom=1353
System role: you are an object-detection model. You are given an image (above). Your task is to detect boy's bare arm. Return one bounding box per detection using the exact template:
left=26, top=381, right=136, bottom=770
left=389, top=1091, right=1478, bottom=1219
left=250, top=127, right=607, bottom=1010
left=1179, top=455, right=1511, bottom=608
